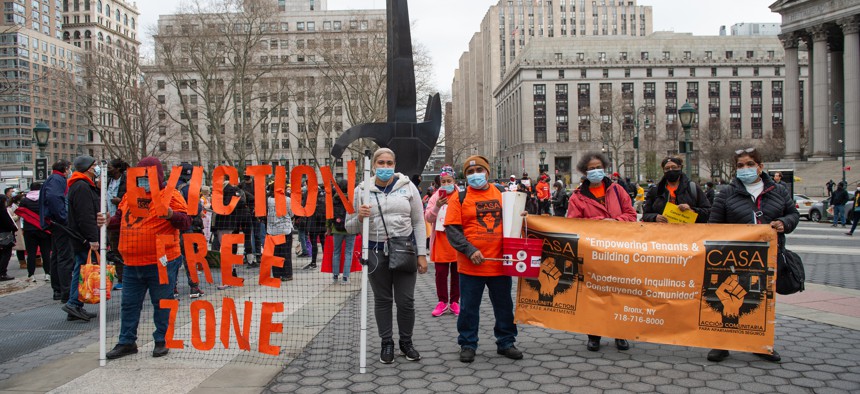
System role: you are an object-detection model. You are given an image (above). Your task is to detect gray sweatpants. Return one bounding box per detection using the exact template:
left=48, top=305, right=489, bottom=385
left=367, top=247, right=417, bottom=342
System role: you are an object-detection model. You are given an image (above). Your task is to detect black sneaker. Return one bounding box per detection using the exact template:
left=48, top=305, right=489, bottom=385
left=497, top=345, right=523, bottom=360
left=106, top=343, right=138, bottom=359
left=754, top=350, right=781, bottom=362
left=189, top=285, right=204, bottom=298
left=302, top=262, right=317, bottom=270
left=173, top=287, right=179, bottom=299
left=152, top=342, right=169, bottom=357
left=400, top=340, right=421, bottom=361
left=459, top=347, right=476, bottom=363
left=61, top=305, right=91, bottom=321
left=615, top=339, right=630, bottom=350
left=281, top=276, right=293, bottom=281
left=380, top=339, right=395, bottom=364
left=707, top=349, right=730, bottom=362
left=0, top=275, right=14, bottom=281
left=53, top=291, right=61, bottom=300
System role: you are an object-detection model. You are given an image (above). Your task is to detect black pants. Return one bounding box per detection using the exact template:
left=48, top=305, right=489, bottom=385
left=23, top=230, right=51, bottom=279
left=50, top=226, right=76, bottom=303
left=272, top=233, right=293, bottom=279
left=308, top=231, right=326, bottom=266
left=107, top=228, right=123, bottom=282
left=0, top=246, right=11, bottom=277
left=538, top=200, right=551, bottom=215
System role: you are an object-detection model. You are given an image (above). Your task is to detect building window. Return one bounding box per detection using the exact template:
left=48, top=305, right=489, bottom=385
left=537, top=70, right=543, bottom=79
left=711, top=67, right=717, bottom=77
left=725, top=51, right=733, bottom=59
left=640, top=51, right=649, bottom=60
left=602, top=69, right=609, bottom=78
left=558, top=70, right=565, bottom=78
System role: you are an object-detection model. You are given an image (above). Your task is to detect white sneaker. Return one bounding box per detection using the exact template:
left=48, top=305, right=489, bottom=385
left=27, top=276, right=37, bottom=283
left=44, top=274, right=50, bottom=281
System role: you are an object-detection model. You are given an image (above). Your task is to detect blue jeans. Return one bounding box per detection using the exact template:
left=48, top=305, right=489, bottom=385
left=833, top=204, right=847, bottom=225
left=118, top=258, right=180, bottom=345
left=297, top=229, right=310, bottom=254
left=457, top=273, right=517, bottom=351
left=332, top=233, right=356, bottom=278
left=66, top=251, right=90, bottom=308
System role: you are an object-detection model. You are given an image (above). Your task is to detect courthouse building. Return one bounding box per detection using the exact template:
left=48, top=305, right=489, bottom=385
left=770, top=0, right=860, bottom=160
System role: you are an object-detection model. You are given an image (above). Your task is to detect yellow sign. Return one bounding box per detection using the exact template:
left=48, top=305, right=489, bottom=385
left=515, top=216, right=778, bottom=355
left=662, top=202, right=698, bottom=224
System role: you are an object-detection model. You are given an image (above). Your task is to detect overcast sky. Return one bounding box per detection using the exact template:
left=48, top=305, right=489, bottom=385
left=137, top=0, right=782, bottom=93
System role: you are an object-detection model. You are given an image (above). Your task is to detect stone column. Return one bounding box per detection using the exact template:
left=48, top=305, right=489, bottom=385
left=781, top=33, right=801, bottom=159
left=830, top=35, right=844, bottom=157
left=841, top=17, right=860, bottom=157
left=810, top=25, right=831, bottom=159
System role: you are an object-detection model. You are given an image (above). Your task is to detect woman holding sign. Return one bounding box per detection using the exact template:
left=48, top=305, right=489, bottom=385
left=641, top=157, right=710, bottom=224
left=347, top=148, right=428, bottom=365
left=707, top=147, right=798, bottom=363
left=567, top=152, right=636, bottom=352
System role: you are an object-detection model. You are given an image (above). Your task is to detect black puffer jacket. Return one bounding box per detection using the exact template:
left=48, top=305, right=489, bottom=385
left=642, top=174, right=710, bottom=223
left=68, top=176, right=100, bottom=253
left=708, top=173, right=799, bottom=251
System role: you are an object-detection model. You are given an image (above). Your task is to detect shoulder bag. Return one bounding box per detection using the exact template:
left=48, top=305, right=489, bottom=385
left=0, top=231, right=14, bottom=248
left=776, top=249, right=805, bottom=295
left=374, top=194, right=417, bottom=273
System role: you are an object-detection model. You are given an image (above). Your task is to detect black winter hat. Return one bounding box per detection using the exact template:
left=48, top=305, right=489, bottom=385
left=73, top=155, right=96, bottom=173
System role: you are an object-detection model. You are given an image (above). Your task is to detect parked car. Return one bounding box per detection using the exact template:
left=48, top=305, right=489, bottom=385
left=808, top=192, right=855, bottom=223
left=794, top=194, right=817, bottom=220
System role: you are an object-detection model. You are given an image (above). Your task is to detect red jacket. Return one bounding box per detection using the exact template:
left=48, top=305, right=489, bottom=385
left=566, top=179, right=637, bottom=222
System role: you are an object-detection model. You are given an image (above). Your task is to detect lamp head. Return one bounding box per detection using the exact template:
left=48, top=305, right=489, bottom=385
left=678, top=102, right=696, bottom=128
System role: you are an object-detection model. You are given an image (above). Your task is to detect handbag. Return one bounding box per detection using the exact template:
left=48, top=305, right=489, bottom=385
left=78, top=251, right=117, bottom=304
left=776, top=249, right=804, bottom=295
left=374, top=194, right=418, bottom=273
left=0, top=231, right=14, bottom=248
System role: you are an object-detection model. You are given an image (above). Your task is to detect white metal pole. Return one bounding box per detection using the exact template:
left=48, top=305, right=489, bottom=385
left=359, top=155, right=371, bottom=374
left=98, top=160, right=107, bottom=366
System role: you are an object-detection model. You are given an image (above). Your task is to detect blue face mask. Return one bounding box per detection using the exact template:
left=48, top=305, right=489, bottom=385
left=736, top=167, right=760, bottom=185
left=93, top=165, right=101, bottom=178
left=137, top=177, right=151, bottom=193
left=586, top=169, right=605, bottom=184
left=375, top=168, right=394, bottom=182
left=467, top=173, right=488, bottom=189
left=441, top=184, right=455, bottom=193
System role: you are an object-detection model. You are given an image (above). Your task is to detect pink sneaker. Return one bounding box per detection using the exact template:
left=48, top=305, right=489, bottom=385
left=431, top=301, right=448, bottom=317
left=450, top=302, right=460, bottom=316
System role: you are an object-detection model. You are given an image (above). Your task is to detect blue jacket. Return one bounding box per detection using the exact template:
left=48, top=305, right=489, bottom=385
left=39, top=171, right=68, bottom=228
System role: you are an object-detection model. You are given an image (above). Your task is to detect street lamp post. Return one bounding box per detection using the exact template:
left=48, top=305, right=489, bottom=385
left=833, top=102, right=846, bottom=185
left=33, top=122, right=50, bottom=158
left=539, top=148, right=547, bottom=175
left=633, top=107, right=648, bottom=184
left=678, top=102, right=696, bottom=178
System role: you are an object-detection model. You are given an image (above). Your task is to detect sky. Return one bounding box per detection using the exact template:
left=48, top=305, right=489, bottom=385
left=137, top=0, right=782, bottom=94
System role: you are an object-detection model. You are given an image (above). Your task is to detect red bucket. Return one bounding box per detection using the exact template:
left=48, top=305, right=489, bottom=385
left=501, top=237, right=543, bottom=277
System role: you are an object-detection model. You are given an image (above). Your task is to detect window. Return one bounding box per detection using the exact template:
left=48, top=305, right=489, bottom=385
left=640, top=51, right=649, bottom=60
left=537, top=70, right=542, bottom=79
left=559, top=70, right=564, bottom=78
left=725, top=51, right=733, bottom=59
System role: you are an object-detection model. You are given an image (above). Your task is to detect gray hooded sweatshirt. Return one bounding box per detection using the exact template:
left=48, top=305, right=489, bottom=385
left=345, top=173, right=427, bottom=255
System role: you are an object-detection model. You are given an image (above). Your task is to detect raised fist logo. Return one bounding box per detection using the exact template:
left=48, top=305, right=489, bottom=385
left=538, top=257, right=562, bottom=298
left=716, top=274, right=747, bottom=318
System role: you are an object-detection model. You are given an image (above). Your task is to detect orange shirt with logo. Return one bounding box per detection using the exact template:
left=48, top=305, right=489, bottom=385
left=118, top=189, right=189, bottom=266
left=445, top=186, right=504, bottom=276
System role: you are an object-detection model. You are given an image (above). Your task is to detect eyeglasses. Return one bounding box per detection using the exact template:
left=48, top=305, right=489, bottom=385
left=734, top=147, right=756, bottom=155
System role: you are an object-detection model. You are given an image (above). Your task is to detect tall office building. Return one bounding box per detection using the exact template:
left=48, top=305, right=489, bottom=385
left=450, top=0, right=653, bottom=169
left=0, top=0, right=82, bottom=184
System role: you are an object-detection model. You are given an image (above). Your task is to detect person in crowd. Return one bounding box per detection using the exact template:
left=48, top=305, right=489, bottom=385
left=567, top=152, right=636, bottom=351
left=266, top=183, right=293, bottom=281
left=106, top=156, right=190, bottom=359
left=707, top=147, right=798, bottom=363
left=831, top=181, right=850, bottom=228
left=551, top=181, right=568, bottom=217
left=295, top=183, right=311, bottom=258
left=410, top=174, right=422, bottom=189
left=641, top=157, right=710, bottom=224
left=705, top=182, right=716, bottom=205
left=424, top=166, right=460, bottom=317
left=62, top=156, right=103, bottom=321
left=240, top=175, right=264, bottom=267
left=346, top=148, right=428, bottom=364
left=0, top=194, right=17, bottom=281
left=634, top=182, right=646, bottom=214
left=847, top=182, right=860, bottom=236
left=7, top=191, right=26, bottom=267
left=106, top=159, right=128, bottom=290
left=772, top=172, right=785, bottom=186
left=200, top=186, right=213, bottom=243
left=328, top=179, right=355, bottom=284
left=518, top=172, right=538, bottom=214
left=39, top=160, right=71, bottom=301
left=507, top=175, right=518, bottom=192
left=302, top=189, right=327, bottom=270
left=212, top=179, right=248, bottom=290
left=536, top=174, right=551, bottom=215
left=422, top=186, right=434, bottom=208
left=16, top=183, right=52, bottom=284
left=445, top=155, right=523, bottom=363
left=826, top=179, right=835, bottom=197
left=174, top=164, right=205, bottom=298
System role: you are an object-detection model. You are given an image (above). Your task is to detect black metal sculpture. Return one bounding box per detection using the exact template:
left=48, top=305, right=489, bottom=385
left=329, top=0, right=442, bottom=177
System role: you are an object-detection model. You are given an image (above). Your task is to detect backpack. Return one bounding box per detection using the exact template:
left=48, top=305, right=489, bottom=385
left=776, top=249, right=805, bottom=295
left=332, top=196, right=348, bottom=232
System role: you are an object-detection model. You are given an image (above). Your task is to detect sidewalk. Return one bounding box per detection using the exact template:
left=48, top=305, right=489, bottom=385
left=1, top=271, right=859, bottom=393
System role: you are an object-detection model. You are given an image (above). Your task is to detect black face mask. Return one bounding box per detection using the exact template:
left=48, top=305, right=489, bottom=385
left=664, top=169, right=683, bottom=183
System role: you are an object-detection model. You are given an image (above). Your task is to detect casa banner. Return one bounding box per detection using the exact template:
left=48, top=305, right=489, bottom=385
left=515, top=216, right=778, bottom=355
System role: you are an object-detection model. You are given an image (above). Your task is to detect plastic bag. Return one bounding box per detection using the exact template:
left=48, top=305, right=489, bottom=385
left=78, top=251, right=116, bottom=304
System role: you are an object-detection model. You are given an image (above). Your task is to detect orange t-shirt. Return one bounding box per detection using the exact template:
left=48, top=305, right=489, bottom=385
left=445, top=186, right=504, bottom=276
left=118, top=189, right=189, bottom=266
left=590, top=183, right=606, bottom=206
left=666, top=184, right=678, bottom=204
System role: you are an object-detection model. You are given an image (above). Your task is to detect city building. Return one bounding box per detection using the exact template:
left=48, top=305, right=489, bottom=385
left=720, top=23, right=781, bottom=37
left=62, top=0, right=141, bottom=159
left=0, top=0, right=82, bottom=183
left=145, top=0, right=386, bottom=176
left=492, top=32, right=807, bottom=184
left=450, top=0, right=653, bottom=175
left=770, top=0, right=859, bottom=160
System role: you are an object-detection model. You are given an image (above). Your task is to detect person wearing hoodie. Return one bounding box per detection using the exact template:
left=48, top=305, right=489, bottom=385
left=567, top=152, right=636, bottom=352
left=16, top=183, right=54, bottom=286
left=0, top=194, right=17, bottom=281
left=536, top=174, right=551, bottom=215
left=39, top=160, right=73, bottom=301
left=106, top=157, right=191, bottom=359
left=424, top=166, right=460, bottom=317
left=61, top=156, right=104, bottom=322
left=641, top=157, right=711, bottom=224
left=346, top=148, right=428, bottom=364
